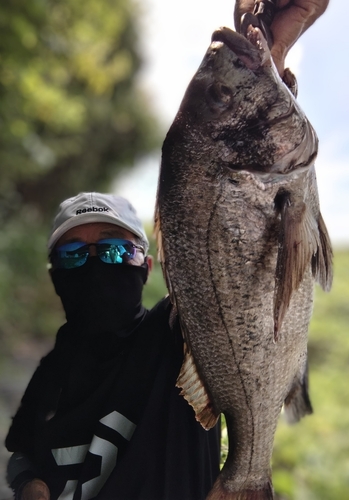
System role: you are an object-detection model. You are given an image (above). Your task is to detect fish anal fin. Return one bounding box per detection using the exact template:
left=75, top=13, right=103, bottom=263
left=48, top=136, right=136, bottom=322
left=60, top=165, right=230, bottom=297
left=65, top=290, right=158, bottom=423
left=207, top=476, right=273, bottom=500
left=284, top=361, right=313, bottom=424
left=273, top=189, right=324, bottom=340
left=311, top=211, right=333, bottom=292
left=176, top=344, right=219, bottom=430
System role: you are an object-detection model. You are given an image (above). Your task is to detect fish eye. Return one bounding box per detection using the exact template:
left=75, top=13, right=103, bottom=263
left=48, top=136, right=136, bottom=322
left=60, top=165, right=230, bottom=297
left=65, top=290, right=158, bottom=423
left=206, top=83, right=232, bottom=108
left=233, top=58, right=245, bottom=69
left=220, top=85, right=232, bottom=99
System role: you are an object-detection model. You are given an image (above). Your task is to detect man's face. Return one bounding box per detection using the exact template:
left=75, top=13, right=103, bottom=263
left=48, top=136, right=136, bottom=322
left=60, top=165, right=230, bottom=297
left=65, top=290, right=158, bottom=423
left=51, top=222, right=153, bottom=326
left=55, top=222, right=151, bottom=269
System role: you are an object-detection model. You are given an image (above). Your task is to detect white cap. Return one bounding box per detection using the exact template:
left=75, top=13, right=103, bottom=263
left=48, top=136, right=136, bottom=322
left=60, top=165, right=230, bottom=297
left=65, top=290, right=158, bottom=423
left=48, top=192, right=149, bottom=252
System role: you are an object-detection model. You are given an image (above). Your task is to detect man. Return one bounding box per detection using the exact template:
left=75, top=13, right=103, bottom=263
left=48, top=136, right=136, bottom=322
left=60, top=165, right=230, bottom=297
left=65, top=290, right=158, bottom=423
left=6, top=192, right=221, bottom=500
left=6, top=1, right=330, bottom=497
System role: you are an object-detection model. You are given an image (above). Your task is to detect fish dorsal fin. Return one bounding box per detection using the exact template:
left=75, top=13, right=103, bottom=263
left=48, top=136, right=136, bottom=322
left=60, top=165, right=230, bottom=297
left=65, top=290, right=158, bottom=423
left=176, top=341, right=219, bottom=430
left=154, top=207, right=174, bottom=299
left=154, top=207, right=164, bottom=266
left=273, top=189, right=332, bottom=340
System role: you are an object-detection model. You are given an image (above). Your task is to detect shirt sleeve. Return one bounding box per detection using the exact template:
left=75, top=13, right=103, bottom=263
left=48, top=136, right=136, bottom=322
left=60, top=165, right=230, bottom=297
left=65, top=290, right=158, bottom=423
left=7, top=452, right=41, bottom=499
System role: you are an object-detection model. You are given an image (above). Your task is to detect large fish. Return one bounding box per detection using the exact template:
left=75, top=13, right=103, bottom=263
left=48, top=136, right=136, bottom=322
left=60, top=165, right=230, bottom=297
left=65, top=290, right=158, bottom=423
left=155, top=26, right=332, bottom=500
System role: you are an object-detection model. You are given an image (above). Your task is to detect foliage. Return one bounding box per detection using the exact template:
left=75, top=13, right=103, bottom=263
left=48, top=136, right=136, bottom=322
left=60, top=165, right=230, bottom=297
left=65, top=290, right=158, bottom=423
left=0, top=0, right=159, bottom=216
left=0, top=0, right=161, bottom=353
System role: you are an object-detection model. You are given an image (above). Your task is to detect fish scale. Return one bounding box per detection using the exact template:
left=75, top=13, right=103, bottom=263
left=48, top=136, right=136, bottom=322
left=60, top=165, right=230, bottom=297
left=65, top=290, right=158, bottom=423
left=155, top=26, right=332, bottom=500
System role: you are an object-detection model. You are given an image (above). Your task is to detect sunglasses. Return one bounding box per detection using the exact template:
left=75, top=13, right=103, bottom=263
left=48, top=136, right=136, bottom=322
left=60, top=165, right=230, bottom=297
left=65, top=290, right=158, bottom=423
left=50, top=239, right=145, bottom=269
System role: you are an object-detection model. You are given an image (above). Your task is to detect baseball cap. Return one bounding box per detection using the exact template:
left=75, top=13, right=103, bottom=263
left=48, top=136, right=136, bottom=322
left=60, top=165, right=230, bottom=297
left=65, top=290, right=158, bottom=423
left=48, top=192, right=149, bottom=253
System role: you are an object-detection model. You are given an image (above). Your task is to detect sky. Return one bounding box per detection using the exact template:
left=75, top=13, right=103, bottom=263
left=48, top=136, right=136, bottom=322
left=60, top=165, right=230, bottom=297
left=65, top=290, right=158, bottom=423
left=115, top=0, right=349, bottom=246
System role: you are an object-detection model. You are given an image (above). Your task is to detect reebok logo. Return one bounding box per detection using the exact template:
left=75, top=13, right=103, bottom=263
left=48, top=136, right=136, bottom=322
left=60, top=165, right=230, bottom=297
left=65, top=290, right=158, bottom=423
left=76, top=207, right=109, bottom=215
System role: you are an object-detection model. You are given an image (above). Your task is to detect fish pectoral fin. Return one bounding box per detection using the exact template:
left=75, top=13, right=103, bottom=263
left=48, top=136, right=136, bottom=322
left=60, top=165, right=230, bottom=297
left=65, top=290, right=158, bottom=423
left=283, top=361, right=313, bottom=424
left=311, top=211, right=333, bottom=292
left=273, top=190, right=328, bottom=340
left=176, top=342, right=219, bottom=430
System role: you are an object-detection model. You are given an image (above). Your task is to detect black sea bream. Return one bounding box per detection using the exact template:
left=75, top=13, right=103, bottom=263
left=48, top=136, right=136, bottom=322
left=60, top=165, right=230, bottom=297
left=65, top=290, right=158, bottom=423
left=155, top=26, right=332, bottom=500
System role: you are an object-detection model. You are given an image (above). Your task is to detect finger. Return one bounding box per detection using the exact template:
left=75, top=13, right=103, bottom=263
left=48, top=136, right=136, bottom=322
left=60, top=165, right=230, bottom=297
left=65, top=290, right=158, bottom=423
left=270, top=0, right=329, bottom=75
left=281, top=0, right=329, bottom=32
left=21, top=479, right=50, bottom=500
left=270, top=6, right=306, bottom=74
left=234, top=0, right=255, bottom=31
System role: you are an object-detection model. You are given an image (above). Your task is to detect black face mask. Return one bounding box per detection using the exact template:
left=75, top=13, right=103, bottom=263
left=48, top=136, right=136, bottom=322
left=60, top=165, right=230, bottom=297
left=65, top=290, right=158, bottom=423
left=51, top=257, right=148, bottom=335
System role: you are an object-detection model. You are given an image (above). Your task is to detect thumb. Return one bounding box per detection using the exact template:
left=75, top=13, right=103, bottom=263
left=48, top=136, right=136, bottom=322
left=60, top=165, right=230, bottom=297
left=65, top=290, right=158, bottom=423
left=270, top=0, right=329, bottom=75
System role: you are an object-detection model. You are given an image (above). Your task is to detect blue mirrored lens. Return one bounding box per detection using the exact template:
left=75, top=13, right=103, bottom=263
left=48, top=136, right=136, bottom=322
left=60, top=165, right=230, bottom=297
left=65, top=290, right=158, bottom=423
left=52, top=239, right=138, bottom=268
left=97, top=239, right=137, bottom=264
left=54, top=242, right=89, bottom=269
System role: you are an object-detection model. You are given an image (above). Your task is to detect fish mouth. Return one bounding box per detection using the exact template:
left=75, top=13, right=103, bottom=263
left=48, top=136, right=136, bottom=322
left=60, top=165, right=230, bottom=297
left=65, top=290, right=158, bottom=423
left=211, top=26, right=270, bottom=70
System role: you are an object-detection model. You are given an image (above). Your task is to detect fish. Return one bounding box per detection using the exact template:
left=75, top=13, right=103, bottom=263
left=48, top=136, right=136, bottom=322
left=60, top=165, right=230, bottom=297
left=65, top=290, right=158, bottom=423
left=154, top=25, right=333, bottom=500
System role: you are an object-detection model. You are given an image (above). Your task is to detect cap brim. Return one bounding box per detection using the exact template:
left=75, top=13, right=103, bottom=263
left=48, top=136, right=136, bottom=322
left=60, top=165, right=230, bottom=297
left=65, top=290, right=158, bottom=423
left=48, top=213, right=146, bottom=250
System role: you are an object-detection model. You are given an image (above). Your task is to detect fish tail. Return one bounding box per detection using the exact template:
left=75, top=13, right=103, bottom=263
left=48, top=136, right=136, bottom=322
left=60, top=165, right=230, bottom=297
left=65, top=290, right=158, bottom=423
left=207, top=477, right=274, bottom=499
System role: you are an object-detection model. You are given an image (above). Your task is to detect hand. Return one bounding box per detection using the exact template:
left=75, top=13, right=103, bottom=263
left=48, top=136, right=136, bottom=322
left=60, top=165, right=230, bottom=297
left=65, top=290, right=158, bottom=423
left=20, top=479, right=50, bottom=500
left=234, top=0, right=329, bottom=75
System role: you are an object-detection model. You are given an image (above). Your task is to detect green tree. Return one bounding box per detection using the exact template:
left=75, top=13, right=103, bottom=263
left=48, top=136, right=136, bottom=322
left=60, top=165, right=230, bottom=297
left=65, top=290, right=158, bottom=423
left=0, top=0, right=161, bottom=352
left=0, top=0, right=159, bottom=214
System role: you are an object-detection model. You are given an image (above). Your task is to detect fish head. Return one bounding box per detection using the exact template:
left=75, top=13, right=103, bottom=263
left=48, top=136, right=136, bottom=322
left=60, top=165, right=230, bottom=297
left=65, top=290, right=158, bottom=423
left=183, top=27, right=275, bottom=124
left=169, top=26, right=317, bottom=176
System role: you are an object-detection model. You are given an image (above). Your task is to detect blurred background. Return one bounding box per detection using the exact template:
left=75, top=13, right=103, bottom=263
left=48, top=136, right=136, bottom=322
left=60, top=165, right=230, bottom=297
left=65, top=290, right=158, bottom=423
left=0, top=0, right=348, bottom=499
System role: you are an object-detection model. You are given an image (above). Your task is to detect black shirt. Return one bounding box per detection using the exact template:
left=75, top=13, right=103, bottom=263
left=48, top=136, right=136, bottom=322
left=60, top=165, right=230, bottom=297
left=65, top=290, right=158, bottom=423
left=6, top=298, right=220, bottom=500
